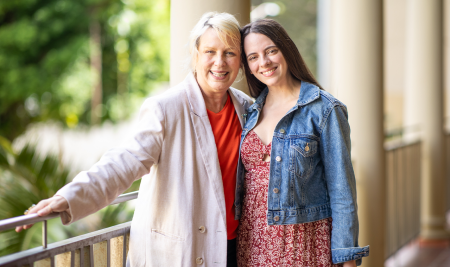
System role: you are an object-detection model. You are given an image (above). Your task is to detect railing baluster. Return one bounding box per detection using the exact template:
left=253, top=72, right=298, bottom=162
left=70, top=251, right=74, bottom=267
left=122, top=233, right=127, bottom=267
left=42, top=220, right=47, bottom=249
left=51, top=256, right=55, bottom=267
left=107, top=239, right=111, bottom=267
left=80, top=247, right=84, bottom=267
left=89, top=245, right=94, bottom=267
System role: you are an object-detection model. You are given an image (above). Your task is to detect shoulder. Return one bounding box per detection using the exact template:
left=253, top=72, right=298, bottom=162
left=318, top=90, right=348, bottom=117
left=229, top=87, right=254, bottom=104
left=141, top=82, right=188, bottom=111
left=312, top=91, right=349, bottom=134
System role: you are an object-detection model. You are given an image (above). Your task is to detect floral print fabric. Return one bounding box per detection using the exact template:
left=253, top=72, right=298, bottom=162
left=237, top=130, right=342, bottom=267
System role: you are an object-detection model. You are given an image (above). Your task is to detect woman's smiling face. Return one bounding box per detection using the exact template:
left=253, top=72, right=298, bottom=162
left=244, top=32, right=289, bottom=88
left=195, top=28, right=241, bottom=95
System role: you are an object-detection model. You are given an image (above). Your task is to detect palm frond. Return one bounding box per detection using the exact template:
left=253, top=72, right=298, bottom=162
left=0, top=136, right=138, bottom=255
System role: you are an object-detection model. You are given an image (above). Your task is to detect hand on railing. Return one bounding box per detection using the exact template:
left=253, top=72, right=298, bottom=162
left=15, top=195, right=69, bottom=232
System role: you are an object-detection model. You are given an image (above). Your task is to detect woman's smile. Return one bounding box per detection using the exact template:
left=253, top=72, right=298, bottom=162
left=210, top=70, right=229, bottom=79
left=261, top=67, right=277, bottom=77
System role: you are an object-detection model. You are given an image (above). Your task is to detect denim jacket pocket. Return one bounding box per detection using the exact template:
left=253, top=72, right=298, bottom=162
left=289, top=139, right=318, bottom=177
left=289, top=139, right=318, bottom=207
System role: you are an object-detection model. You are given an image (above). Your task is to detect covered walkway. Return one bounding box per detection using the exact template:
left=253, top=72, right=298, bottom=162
left=385, top=212, right=450, bottom=267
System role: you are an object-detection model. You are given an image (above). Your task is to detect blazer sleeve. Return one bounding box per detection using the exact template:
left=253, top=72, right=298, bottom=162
left=56, top=98, right=165, bottom=224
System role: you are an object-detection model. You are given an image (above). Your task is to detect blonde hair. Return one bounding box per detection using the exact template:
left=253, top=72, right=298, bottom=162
left=188, top=12, right=243, bottom=75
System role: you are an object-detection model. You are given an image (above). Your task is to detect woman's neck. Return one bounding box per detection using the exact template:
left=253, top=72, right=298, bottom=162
left=265, top=76, right=302, bottom=107
left=199, top=87, right=228, bottom=113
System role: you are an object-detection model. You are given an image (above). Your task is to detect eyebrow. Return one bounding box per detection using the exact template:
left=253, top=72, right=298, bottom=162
left=246, top=45, right=278, bottom=57
left=202, top=46, right=238, bottom=51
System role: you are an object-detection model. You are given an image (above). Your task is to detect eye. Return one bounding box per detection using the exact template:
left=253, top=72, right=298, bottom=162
left=205, top=50, right=214, bottom=54
left=267, top=49, right=278, bottom=55
left=248, top=55, right=257, bottom=61
left=226, top=51, right=236, bottom=56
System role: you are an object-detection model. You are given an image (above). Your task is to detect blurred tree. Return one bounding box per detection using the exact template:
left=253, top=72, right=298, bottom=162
left=0, top=136, right=140, bottom=255
left=0, top=0, right=170, bottom=140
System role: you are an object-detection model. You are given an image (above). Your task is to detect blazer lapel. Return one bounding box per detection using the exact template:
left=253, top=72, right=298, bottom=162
left=228, top=88, right=250, bottom=128
left=184, top=73, right=227, bottom=229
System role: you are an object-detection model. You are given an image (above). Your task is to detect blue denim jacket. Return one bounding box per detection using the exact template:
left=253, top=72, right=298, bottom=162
left=234, top=81, right=369, bottom=265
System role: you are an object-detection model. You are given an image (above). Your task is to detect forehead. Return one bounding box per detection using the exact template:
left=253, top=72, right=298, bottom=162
left=244, top=33, right=275, bottom=54
left=198, top=28, right=239, bottom=49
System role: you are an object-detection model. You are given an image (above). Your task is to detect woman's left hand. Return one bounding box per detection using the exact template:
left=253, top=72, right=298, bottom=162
left=343, top=260, right=356, bottom=267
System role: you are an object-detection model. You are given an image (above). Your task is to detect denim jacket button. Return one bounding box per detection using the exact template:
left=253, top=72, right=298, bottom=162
left=273, top=188, right=279, bottom=193
left=276, top=156, right=281, bottom=162
left=274, top=216, right=280, bottom=221
left=280, top=129, right=285, bottom=134
left=198, top=226, right=206, bottom=233
left=305, top=143, right=310, bottom=152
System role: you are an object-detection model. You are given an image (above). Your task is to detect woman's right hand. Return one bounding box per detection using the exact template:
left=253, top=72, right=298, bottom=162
left=15, top=195, right=69, bottom=232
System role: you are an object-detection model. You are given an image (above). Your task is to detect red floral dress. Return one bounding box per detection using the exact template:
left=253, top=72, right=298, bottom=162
left=237, top=130, right=342, bottom=267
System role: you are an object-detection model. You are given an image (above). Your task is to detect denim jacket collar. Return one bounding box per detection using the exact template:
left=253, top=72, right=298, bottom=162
left=247, top=81, right=321, bottom=113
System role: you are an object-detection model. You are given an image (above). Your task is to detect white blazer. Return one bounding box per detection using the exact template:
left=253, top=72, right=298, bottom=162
left=56, top=73, right=253, bottom=266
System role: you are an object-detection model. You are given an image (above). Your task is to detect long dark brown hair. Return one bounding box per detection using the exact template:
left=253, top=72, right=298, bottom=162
left=241, top=19, right=322, bottom=98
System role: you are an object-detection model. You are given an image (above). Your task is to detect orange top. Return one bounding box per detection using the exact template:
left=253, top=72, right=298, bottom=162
left=206, top=93, right=241, bottom=240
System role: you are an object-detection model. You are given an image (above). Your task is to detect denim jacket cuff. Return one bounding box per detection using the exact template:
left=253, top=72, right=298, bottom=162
left=332, top=245, right=369, bottom=266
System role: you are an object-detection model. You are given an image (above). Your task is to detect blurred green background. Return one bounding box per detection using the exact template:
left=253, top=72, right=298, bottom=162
left=0, top=0, right=317, bottom=256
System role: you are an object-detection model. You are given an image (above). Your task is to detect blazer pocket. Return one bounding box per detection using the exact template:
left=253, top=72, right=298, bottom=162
left=151, top=229, right=185, bottom=242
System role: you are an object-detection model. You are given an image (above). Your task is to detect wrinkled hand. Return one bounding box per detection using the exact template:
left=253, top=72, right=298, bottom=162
left=343, top=260, right=357, bottom=267
left=15, top=195, right=69, bottom=232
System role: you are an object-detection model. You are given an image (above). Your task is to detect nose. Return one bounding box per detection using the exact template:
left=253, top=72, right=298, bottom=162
left=214, top=54, right=226, bottom=67
left=260, top=55, right=271, bottom=67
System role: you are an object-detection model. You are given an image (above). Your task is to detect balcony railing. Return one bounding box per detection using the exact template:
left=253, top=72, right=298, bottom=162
left=0, top=191, right=138, bottom=267
left=385, top=140, right=421, bottom=258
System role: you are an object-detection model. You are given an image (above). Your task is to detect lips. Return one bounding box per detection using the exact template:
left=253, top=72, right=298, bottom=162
left=261, top=67, right=277, bottom=77
left=210, top=70, right=229, bottom=80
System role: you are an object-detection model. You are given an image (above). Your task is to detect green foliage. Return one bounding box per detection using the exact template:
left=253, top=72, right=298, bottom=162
left=0, top=0, right=91, bottom=139
left=0, top=136, right=73, bottom=255
left=0, top=0, right=170, bottom=140
left=0, top=137, right=140, bottom=255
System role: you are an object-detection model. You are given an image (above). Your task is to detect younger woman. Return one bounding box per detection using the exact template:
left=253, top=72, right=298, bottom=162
left=235, top=19, right=369, bottom=267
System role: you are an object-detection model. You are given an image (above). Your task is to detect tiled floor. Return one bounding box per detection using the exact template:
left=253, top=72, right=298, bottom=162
left=385, top=241, right=450, bottom=267
left=385, top=212, right=450, bottom=267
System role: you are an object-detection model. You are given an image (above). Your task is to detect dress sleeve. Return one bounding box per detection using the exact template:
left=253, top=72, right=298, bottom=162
left=56, top=98, right=165, bottom=224
left=319, top=104, right=369, bottom=265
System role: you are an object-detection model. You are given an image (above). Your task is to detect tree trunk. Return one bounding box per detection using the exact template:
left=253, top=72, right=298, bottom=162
left=90, top=20, right=102, bottom=125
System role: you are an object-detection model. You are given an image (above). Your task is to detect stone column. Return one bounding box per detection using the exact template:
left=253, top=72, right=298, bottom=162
left=404, top=0, right=448, bottom=241
left=445, top=0, right=450, bottom=211
left=330, top=1, right=385, bottom=266
left=316, top=0, right=333, bottom=95
left=169, top=0, right=251, bottom=93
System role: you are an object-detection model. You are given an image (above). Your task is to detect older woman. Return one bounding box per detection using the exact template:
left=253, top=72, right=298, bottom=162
left=16, top=12, right=252, bottom=267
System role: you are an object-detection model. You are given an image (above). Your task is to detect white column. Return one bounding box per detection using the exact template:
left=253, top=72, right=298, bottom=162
left=404, top=0, right=448, bottom=241
left=169, top=0, right=250, bottom=93
left=445, top=0, right=450, bottom=212
left=331, top=1, right=385, bottom=266
left=317, top=0, right=333, bottom=95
